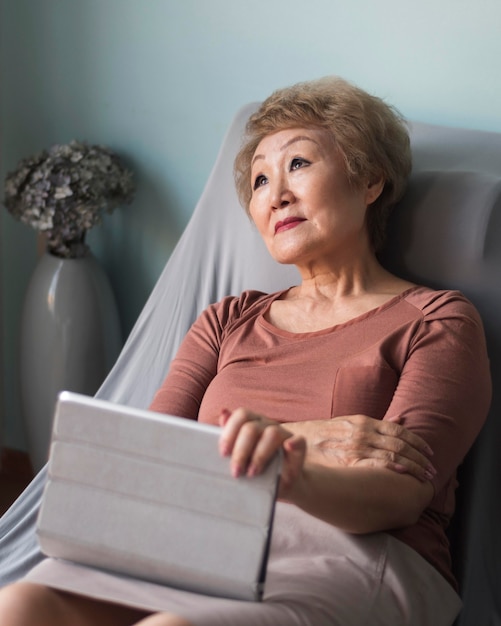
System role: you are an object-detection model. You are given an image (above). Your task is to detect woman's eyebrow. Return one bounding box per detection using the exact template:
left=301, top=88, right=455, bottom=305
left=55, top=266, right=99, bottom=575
left=252, top=136, right=320, bottom=166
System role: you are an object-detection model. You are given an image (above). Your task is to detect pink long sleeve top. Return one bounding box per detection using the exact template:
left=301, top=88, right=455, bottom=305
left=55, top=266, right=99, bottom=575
left=150, top=285, right=492, bottom=589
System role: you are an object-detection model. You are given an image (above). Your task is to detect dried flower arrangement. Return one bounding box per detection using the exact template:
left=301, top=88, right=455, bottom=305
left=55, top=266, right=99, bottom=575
left=3, top=140, right=135, bottom=258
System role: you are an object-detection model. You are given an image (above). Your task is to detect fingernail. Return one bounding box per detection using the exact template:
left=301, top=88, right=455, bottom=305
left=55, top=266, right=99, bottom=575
left=393, top=464, right=408, bottom=473
left=220, top=408, right=231, bottom=426
left=231, top=464, right=242, bottom=478
left=427, top=464, right=437, bottom=475
left=424, top=470, right=435, bottom=482
left=247, top=464, right=258, bottom=477
left=219, top=440, right=229, bottom=456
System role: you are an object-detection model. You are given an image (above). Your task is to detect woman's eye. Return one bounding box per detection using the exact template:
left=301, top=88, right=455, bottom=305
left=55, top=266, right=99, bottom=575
left=253, top=174, right=268, bottom=190
left=290, top=158, right=309, bottom=170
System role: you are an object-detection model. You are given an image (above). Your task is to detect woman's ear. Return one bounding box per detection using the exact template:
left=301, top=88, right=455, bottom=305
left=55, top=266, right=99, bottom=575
left=365, top=178, right=385, bottom=205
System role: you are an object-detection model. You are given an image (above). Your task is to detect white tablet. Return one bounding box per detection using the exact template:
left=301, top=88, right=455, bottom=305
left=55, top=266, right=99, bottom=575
left=37, top=391, right=281, bottom=601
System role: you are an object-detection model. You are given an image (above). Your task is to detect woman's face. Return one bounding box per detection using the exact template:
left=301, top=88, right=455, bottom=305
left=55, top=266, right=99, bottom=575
left=248, top=127, right=383, bottom=270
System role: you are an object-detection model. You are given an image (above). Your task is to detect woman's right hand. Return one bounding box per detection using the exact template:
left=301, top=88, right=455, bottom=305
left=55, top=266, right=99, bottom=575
left=218, top=407, right=307, bottom=499
left=285, top=414, right=436, bottom=483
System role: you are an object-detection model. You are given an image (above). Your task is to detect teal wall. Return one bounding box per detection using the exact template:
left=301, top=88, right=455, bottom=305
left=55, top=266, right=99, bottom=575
left=1, top=0, right=500, bottom=451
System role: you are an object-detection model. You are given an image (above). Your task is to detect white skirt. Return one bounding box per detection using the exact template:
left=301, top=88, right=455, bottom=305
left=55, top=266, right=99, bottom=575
left=26, top=502, right=462, bottom=626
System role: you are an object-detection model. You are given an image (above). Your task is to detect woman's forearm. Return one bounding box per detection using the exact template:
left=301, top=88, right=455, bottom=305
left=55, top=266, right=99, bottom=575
left=285, top=463, right=434, bottom=534
left=219, top=408, right=434, bottom=534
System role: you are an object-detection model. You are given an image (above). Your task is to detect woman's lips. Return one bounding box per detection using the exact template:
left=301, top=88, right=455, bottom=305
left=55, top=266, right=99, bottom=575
left=274, top=217, right=306, bottom=234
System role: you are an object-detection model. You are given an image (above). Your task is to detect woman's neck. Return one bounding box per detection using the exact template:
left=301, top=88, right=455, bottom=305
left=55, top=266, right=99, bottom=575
left=268, top=261, right=414, bottom=333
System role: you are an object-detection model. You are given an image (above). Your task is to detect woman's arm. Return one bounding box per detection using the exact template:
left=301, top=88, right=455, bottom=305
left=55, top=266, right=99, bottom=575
left=219, top=408, right=433, bottom=533
left=289, top=463, right=434, bottom=533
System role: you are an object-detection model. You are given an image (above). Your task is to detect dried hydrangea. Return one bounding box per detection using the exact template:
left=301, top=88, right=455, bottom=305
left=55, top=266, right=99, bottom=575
left=3, top=140, right=135, bottom=258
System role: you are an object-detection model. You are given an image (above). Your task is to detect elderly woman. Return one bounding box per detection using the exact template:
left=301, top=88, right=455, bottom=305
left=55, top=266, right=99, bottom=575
left=0, top=77, right=491, bottom=625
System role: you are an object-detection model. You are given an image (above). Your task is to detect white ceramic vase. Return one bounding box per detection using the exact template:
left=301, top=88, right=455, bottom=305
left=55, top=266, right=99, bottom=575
left=20, top=251, right=122, bottom=472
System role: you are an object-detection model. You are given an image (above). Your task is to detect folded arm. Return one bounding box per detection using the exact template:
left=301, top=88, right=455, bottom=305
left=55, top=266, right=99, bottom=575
left=219, top=408, right=434, bottom=534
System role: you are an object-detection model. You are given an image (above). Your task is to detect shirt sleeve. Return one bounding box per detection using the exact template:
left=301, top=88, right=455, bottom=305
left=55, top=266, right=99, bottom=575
left=148, top=304, right=225, bottom=419
left=384, top=291, right=492, bottom=494
left=148, top=293, right=261, bottom=419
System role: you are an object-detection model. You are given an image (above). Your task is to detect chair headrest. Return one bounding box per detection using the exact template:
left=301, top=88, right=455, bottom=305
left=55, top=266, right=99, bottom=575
left=382, top=170, right=501, bottom=291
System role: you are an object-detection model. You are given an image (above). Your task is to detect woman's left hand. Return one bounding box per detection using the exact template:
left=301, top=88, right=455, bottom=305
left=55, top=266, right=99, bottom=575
left=218, top=407, right=307, bottom=498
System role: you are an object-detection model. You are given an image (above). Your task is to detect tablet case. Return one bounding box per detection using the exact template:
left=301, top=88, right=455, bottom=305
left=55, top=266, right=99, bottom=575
left=36, top=391, right=281, bottom=601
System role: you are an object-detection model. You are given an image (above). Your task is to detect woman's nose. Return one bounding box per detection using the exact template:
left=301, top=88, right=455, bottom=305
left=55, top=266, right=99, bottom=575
left=270, top=180, right=295, bottom=210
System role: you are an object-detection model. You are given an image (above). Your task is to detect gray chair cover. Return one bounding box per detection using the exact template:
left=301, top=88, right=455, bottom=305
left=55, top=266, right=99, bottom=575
left=1, top=104, right=500, bottom=625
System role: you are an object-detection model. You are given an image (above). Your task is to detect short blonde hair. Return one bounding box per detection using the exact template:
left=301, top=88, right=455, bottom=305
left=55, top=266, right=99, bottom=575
left=234, top=76, right=412, bottom=251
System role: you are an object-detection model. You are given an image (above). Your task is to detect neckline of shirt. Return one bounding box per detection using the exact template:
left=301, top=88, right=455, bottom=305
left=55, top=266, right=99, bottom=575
left=257, top=285, right=423, bottom=339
